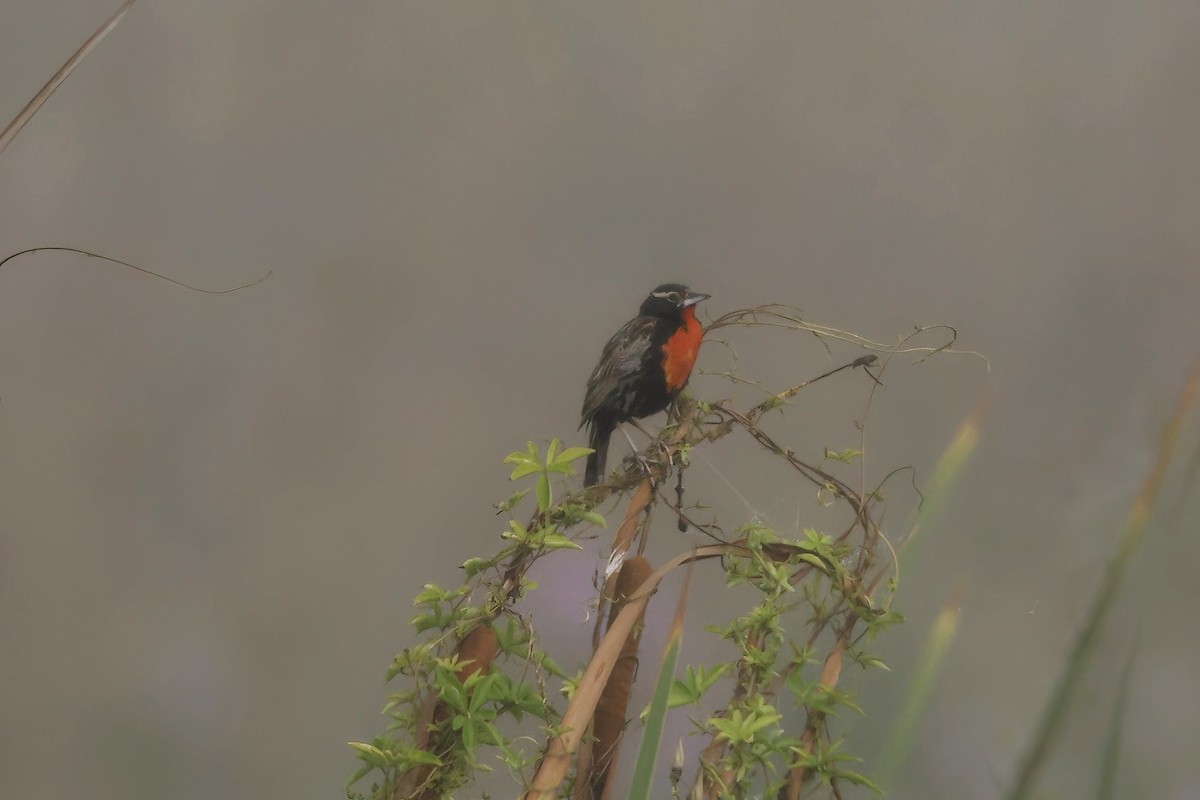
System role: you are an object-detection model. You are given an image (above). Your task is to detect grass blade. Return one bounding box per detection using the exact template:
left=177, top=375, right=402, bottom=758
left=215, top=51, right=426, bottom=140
left=902, top=397, right=986, bottom=565
left=878, top=594, right=962, bottom=786
left=628, top=558, right=693, bottom=800
left=1096, top=638, right=1137, bottom=800
left=0, top=0, right=139, bottom=156
left=1007, top=361, right=1200, bottom=799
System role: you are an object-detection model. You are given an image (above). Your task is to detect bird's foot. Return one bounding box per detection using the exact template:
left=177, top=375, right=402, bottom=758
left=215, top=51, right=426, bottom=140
left=631, top=451, right=656, bottom=481
left=625, top=441, right=675, bottom=485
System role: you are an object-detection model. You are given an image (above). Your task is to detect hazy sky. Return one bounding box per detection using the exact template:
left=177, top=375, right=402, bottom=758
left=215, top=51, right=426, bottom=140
left=2, top=3, right=1198, bottom=798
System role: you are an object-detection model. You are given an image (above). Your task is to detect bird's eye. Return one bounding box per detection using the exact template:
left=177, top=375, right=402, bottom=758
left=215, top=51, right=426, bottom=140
left=667, top=292, right=681, bottom=304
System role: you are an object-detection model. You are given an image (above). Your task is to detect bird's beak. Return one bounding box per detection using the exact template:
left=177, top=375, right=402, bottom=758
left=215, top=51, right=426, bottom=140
left=682, top=292, right=711, bottom=307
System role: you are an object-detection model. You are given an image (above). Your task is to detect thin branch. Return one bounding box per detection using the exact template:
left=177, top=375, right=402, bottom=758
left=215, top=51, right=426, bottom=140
left=0, top=247, right=271, bottom=294
left=0, top=1, right=140, bottom=155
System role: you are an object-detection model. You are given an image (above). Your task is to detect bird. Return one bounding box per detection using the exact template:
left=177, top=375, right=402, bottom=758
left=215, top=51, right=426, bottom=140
left=580, top=283, right=711, bottom=486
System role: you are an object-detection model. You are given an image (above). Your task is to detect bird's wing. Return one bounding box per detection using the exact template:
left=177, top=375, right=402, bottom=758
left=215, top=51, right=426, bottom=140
left=580, top=315, right=656, bottom=426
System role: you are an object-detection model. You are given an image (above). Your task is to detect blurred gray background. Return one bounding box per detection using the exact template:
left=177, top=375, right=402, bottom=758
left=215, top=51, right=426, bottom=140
left=2, top=2, right=1199, bottom=798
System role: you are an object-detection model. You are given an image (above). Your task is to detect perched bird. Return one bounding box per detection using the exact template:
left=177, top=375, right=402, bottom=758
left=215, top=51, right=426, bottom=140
left=580, top=283, right=711, bottom=486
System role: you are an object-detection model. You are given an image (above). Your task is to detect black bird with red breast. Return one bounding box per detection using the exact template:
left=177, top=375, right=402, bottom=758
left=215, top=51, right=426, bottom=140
left=580, top=283, right=711, bottom=486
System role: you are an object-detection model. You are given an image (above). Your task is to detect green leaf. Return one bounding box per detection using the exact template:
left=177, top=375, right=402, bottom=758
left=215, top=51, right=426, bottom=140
left=348, top=742, right=389, bottom=769
left=668, top=680, right=697, bottom=708
left=579, top=509, right=607, bottom=528
left=495, top=618, right=528, bottom=652
left=467, top=673, right=497, bottom=714
left=479, top=720, right=503, bottom=747
left=502, top=520, right=530, bottom=542
left=710, top=712, right=744, bottom=743
left=742, top=704, right=782, bottom=736
left=553, top=446, right=593, bottom=466
left=804, top=528, right=833, bottom=547
left=504, top=442, right=543, bottom=475
left=785, top=669, right=812, bottom=700
left=493, top=488, right=530, bottom=513
left=668, top=664, right=730, bottom=708
left=536, top=474, right=551, bottom=512
left=694, top=664, right=731, bottom=695
left=549, top=448, right=592, bottom=472
left=403, top=747, right=442, bottom=767
left=540, top=532, right=582, bottom=551
left=434, top=669, right=466, bottom=709
left=796, top=553, right=829, bottom=571
left=387, top=644, right=434, bottom=680
left=834, top=769, right=883, bottom=793
left=504, top=446, right=537, bottom=465
left=345, top=762, right=374, bottom=788
left=508, top=461, right=542, bottom=480
left=460, top=717, right=476, bottom=755
left=859, top=656, right=890, bottom=671
left=410, top=613, right=440, bottom=633
left=823, top=448, right=863, bottom=464
left=540, top=654, right=568, bottom=679
left=461, top=558, right=491, bottom=578
left=412, top=584, right=446, bottom=606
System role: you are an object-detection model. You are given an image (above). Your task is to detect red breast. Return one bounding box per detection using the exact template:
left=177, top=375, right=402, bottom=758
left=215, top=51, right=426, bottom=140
left=661, top=305, right=704, bottom=393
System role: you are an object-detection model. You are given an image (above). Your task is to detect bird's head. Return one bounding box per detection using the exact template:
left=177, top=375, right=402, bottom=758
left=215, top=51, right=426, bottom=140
left=640, top=283, right=711, bottom=318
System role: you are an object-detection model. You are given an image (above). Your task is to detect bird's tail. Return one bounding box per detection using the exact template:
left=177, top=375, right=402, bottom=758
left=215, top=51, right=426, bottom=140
left=584, top=420, right=614, bottom=487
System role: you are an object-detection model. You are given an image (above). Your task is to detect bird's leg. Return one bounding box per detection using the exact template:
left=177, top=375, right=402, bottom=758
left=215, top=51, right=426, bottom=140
left=630, top=418, right=678, bottom=475
left=617, top=425, right=657, bottom=481
left=648, top=422, right=676, bottom=472
left=627, top=418, right=655, bottom=441
left=640, top=417, right=675, bottom=472
left=618, top=424, right=641, bottom=454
